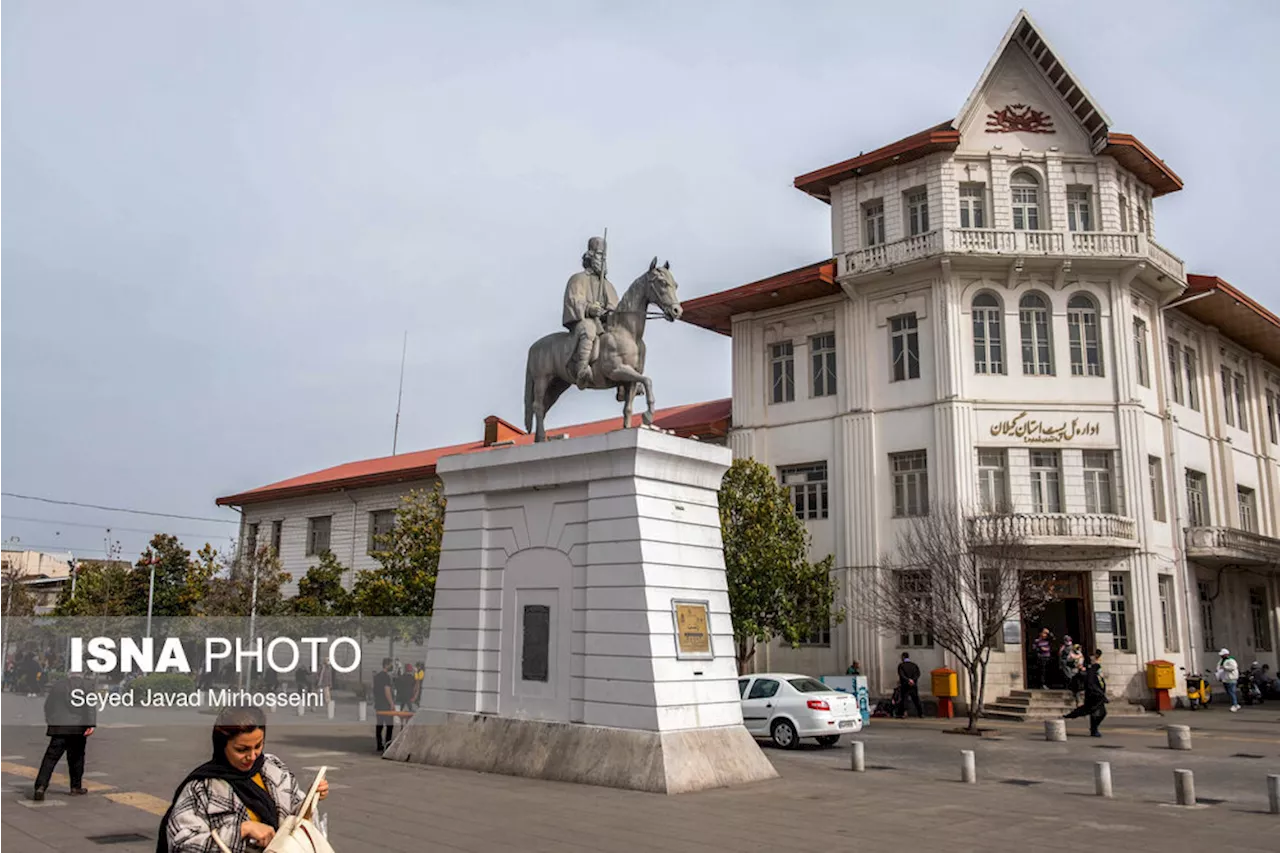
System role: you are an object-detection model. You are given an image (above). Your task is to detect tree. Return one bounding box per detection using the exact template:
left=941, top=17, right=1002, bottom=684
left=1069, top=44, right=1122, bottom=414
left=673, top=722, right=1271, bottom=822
left=126, top=534, right=209, bottom=618
left=718, top=458, right=840, bottom=672
left=1, top=567, right=38, bottom=618
left=860, top=504, right=1057, bottom=731
left=203, top=545, right=290, bottom=618
left=290, top=551, right=352, bottom=617
left=52, top=560, right=136, bottom=617
left=353, top=485, right=445, bottom=642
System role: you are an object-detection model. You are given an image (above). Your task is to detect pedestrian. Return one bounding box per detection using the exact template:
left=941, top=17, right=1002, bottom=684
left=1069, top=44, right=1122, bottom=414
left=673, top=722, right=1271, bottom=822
left=157, top=705, right=330, bottom=852
left=317, top=661, right=332, bottom=708
left=373, top=657, right=395, bottom=752
left=33, top=673, right=97, bottom=801
left=846, top=660, right=862, bottom=676
left=412, top=661, right=425, bottom=710
left=1063, top=652, right=1108, bottom=737
left=394, top=663, right=416, bottom=727
left=896, top=652, right=923, bottom=718
left=1215, top=648, right=1240, bottom=711
left=1030, top=628, right=1053, bottom=689
left=1060, top=639, right=1083, bottom=704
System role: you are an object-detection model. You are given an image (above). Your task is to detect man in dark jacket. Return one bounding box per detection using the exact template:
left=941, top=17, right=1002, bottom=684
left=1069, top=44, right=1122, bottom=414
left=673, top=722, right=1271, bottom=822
left=1063, top=655, right=1108, bottom=737
left=34, top=674, right=97, bottom=800
left=896, top=652, right=924, bottom=718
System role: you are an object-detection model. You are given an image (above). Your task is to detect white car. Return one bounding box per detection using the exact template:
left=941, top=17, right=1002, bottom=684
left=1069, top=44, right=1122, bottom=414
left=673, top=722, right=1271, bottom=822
left=738, top=672, right=863, bottom=749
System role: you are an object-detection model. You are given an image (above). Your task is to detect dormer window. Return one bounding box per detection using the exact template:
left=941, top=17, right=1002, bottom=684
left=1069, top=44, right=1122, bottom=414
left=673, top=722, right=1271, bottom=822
left=1010, top=171, right=1041, bottom=230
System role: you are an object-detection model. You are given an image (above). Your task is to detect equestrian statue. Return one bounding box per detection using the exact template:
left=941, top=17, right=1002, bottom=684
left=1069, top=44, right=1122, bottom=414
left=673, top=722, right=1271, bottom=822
left=524, top=235, right=683, bottom=442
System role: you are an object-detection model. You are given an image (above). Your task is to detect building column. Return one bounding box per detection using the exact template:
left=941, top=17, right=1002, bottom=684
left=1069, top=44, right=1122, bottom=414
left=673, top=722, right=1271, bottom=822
left=837, top=412, right=882, bottom=691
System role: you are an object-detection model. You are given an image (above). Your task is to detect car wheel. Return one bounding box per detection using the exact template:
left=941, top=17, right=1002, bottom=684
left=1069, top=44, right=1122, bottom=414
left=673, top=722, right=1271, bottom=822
left=816, top=735, right=840, bottom=748
left=770, top=719, right=798, bottom=750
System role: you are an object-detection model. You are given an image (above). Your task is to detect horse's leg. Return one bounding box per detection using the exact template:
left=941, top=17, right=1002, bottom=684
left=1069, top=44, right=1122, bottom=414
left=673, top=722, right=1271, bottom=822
left=605, top=365, right=656, bottom=426
left=532, top=374, right=551, bottom=442
left=621, top=382, right=637, bottom=429
left=639, top=375, right=656, bottom=424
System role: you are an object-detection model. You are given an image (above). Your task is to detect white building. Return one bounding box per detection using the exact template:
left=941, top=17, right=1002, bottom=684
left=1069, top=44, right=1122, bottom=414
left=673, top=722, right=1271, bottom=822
left=679, top=10, right=1280, bottom=707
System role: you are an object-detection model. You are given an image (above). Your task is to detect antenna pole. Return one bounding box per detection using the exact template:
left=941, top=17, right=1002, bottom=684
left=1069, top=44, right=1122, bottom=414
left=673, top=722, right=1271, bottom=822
left=392, top=331, right=407, bottom=455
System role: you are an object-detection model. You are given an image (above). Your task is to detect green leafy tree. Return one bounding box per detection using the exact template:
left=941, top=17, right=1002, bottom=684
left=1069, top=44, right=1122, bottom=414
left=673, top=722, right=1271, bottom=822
left=1, top=567, right=38, bottom=618
left=352, top=485, right=445, bottom=642
left=127, top=534, right=209, bottom=617
left=52, top=560, right=136, bottom=617
left=719, top=458, right=840, bottom=672
left=290, top=551, right=352, bottom=617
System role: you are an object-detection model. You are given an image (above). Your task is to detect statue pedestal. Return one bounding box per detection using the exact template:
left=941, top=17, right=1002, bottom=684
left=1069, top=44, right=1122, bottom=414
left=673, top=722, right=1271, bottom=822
left=383, top=428, right=777, bottom=794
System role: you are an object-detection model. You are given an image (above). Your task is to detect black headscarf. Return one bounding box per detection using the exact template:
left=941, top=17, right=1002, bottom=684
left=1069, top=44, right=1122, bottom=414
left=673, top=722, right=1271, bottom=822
left=156, top=715, right=279, bottom=853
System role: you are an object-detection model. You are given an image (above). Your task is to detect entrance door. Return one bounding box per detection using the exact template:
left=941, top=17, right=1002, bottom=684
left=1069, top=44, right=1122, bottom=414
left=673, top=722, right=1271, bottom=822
left=1023, top=572, right=1092, bottom=689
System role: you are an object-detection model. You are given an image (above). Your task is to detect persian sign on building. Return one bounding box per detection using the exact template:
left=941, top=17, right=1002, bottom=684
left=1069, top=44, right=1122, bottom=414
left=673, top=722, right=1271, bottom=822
left=986, top=411, right=1107, bottom=444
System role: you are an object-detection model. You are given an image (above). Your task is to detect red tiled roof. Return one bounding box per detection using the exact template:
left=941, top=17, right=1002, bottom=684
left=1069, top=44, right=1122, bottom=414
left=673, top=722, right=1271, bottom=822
left=1178, top=275, right=1280, bottom=365
left=1101, top=134, right=1183, bottom=197
left=680, top=260, right=838, bottom=336
left=215, top=398, right=732, bottom=507
left=793, top=122, right=959, bottom=202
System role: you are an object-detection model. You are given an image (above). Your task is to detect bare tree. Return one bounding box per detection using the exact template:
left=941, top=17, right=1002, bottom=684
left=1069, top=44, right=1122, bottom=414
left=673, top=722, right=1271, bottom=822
left=860, top=504, right=1058, bottom=731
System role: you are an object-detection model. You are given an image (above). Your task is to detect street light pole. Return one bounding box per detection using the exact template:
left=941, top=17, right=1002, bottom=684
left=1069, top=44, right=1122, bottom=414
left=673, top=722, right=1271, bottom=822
left=145, top=556, right=157, bottom=638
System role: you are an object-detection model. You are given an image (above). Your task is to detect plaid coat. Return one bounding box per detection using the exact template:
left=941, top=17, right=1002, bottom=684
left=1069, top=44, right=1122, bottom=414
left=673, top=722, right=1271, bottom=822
left=165, top=753, right=317, bottom=853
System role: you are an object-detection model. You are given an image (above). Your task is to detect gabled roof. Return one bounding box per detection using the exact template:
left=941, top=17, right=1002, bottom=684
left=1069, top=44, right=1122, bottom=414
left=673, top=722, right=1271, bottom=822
left=215, top=399, right=732, bottom=507
left=1176, top=275, right=1280, bottom=367
left=680, top=260, right=838, bottom=335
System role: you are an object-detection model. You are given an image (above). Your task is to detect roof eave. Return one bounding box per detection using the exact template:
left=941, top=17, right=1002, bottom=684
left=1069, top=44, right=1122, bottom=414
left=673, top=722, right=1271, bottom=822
left=793, top=125, right=959, bottom=201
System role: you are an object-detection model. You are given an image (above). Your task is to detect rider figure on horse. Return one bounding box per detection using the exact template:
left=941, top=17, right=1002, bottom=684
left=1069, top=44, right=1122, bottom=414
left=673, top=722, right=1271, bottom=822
left=562, top=236, right=619, bottom=390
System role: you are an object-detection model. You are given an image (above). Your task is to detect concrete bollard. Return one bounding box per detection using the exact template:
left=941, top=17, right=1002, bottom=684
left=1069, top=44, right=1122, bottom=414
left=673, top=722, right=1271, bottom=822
left=1166, top=725, right=1192, bottom=751
left=1044, top=719, right=1067, bottom=742
left=1095, top=761, right=1113, bottom=798
left=327, top=700, right=336, bottom=720
left=961, top=750, right=976, bottom=784
left=1268, top=774, right=1280, bottom=815
left=358, top=701, right=367, bottom=722
left=296, top=702, right=306, bottom=717
left=1174, top=769, right=1195, bottom=806
left=850, top=741, right=865, bottom=772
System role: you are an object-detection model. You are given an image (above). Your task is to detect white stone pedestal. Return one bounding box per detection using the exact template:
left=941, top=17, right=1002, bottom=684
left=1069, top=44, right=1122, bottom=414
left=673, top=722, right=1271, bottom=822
left=383, top=428, right=777, bottom=793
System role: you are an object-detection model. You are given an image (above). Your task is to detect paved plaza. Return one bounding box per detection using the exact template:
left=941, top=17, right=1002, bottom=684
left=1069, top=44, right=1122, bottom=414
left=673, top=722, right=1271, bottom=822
left=2, top=702, right=1278, bottom=852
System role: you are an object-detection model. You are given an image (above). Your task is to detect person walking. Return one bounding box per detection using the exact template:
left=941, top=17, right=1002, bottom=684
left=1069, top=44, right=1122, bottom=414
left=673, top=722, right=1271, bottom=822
left=1060, top=639, right=1084, bottom=705
left=394, top=663, right=416, bottom=729
left=1063, top=652, right=1108, bottom=737
left=896, top=652, right=923, bottom=718
left=1030, top=628, right=1053, bottom=689
left=33, top=673, right=97, bottom=801
left=158, top=705, right=330, bottom=852
left=373, top=657, right=395, bottom=752
left=1216, top=648, right=1240, bottom=711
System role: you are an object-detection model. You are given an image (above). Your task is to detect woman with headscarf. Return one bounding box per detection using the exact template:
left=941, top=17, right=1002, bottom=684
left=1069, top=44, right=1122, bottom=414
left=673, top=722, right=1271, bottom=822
left=158, top=706, right=330, bottom=852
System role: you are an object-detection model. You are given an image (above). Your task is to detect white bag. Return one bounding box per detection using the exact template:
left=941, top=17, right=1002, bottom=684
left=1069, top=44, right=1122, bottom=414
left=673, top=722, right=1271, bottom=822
left=210, top=766, right=334, bottom=853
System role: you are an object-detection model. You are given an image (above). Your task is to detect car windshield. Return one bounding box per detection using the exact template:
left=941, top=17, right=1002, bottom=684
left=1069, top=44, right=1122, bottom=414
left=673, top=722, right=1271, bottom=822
left=788, top=677, right=830, bottom=693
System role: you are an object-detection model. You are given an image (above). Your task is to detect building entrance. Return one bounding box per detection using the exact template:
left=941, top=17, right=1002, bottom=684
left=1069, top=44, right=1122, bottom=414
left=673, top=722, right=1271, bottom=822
left=1022, top=572, right=1093, bottom=689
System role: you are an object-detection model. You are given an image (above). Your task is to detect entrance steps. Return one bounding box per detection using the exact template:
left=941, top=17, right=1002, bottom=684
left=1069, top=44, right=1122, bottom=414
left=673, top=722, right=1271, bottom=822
left=982, top=689, right=1148, bottom=722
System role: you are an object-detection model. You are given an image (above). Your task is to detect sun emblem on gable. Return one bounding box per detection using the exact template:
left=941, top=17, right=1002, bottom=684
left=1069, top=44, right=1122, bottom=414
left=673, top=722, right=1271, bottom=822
left=985, top=104, right=1055, bottom=134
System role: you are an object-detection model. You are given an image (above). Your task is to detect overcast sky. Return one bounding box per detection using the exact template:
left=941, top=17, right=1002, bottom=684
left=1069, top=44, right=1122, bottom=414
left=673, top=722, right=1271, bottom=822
left=3, top=1, right=1277, bottom=562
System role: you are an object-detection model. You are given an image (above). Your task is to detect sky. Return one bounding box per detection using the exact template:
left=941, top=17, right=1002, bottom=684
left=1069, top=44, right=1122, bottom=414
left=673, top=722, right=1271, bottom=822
left=3, top=1, right=1278, bottom=563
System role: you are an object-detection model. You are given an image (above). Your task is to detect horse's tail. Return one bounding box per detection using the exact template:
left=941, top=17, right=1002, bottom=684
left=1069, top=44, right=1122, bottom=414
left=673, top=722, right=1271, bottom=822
left=524, top=356, right=535, bottom=433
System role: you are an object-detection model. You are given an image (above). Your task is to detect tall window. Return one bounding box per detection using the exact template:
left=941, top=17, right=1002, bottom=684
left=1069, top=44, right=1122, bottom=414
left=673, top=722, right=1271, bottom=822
left=1067, top=294, right=1103, bottom=377
left=770, top=342, right=795, bottom=404
left=959, top=184, right=986, bottom=228
left=1158, top=575, right=1178, bottom=652
left=1198, top=581, right=1216, bottom=651
left=1019, top=293, right=1053, bottom=375
left=864, top=199, right=885, bottom=246
left=798, top=622, right=832, bottom=647
left=246, top=523, right=260, bottom=555
left=1118, top=193, right=1130, bottom=231
left=1148, top=456, right=1166, bottom=522
left=306, top=515, right=332, bottom=556
left=897, top=571, right=933, bottom=648
left=811, top=333, right=837, bottom=397
left=1234, top=372, right=1249, bottom=431
left=1221, top=366, right=1236, bottom=426
left=270, top=520, right=283, bottom=555
left=1184, top=347, right=1200, bottom=410
left=891, top=450, right=929, bottom=517
left=1137, top=207, right=1148, bottom=236
left=905, top=187, right=929, bottom=236
left=1066, top=187, right=1092, bottom=231
left=368, top=508, right=396, bottom=553
left=1083, top=450, right=1114, bottom=514
left=1030, top=450, right=1062, bottom=514
left=1132, top=318, right=1150, bottom=387
left=1109, top=573, right=1130, bottom=652
left=890, top=313, right=921, bottom=382
left=1237, top=486, right=1257, bottom=533
left=1167, top=341, right=1184, bottom=405
left=781, top=463, right=829, bottom=520
left=1267, top=388, right=1279, bottom=444
left=976, top=449, right=1008, bottom=514
left=1010, top=171, right=1041, bottom=230
left=1185, top=469, right=1208, bottom=527
left=972, top=293, right=1004, bottom=374
left=1249, top=587, right=1273, bottom=651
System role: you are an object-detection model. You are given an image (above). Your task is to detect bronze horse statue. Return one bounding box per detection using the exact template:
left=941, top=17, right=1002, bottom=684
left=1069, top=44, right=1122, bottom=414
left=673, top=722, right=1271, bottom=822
left=524, top=257, right=682, bottom=442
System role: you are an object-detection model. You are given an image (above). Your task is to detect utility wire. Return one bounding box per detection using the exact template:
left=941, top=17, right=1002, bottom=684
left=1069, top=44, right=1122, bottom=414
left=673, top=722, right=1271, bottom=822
left=1, top=514, right=228, bottom=540
left=1, top=493, right=237, bottom=524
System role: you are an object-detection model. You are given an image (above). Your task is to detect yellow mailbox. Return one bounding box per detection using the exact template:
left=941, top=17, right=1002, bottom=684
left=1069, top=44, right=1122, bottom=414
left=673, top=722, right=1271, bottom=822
left=1146, top=660, right=1176, bottom=690
left=931, top=667, right=958, bottom=697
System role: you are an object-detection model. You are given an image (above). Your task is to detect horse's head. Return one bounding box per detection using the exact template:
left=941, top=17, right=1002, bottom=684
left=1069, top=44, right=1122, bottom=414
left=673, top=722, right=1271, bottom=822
left=644, top=256, right=681, bottom=322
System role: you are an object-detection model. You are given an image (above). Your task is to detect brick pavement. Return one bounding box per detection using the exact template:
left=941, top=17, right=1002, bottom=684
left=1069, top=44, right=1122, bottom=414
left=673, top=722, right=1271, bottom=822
left=2, top=709, right=1278, bottom=852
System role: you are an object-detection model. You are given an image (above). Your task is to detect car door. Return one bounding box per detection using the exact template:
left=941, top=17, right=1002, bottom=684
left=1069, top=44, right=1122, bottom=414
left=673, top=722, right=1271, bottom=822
left=740, top=678, right=780, bottom=735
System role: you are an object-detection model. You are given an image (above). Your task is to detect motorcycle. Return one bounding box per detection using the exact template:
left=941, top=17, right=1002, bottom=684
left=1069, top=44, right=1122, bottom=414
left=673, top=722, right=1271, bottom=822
left=1240, top=663, right=1265, bottom=706
left=1182, top=667, right=1211, bottom=709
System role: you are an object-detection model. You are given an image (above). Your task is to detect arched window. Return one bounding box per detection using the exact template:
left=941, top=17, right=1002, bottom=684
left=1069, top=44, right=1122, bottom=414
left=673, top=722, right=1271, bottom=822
left=1019, top=292, right=1053, bottom=375
left=1011, top=171, right=1042, bottom=231
left=1067, top=293, right=1103, bottom=377
left=972, top=292, right=1004, bottom=375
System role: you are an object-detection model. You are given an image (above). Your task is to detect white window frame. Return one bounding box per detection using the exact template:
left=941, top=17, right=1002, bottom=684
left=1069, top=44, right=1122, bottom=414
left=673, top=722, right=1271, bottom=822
left=810, top=333, right=837, bottom=398
left=891, top=450, right=929, bottom=518
left=1167, top=340, right=1184, bottom=405
left=897, top=570, right=934, bottom=648
left=306, top=515, right=332, bottom=557
left=368, top=508, right=397, bottom=554
left=1109, top=572, right=1131, bottom=652
left=976, top=449, right=1008, bottom=514
left=1158, top=575, right=1178, bottom=652
left=1148, top=456, right=1166, bottom=523
left=1132, top=318, right=1150, bottom=387
left=1266, top=387, right=1279, bottom=445
left=1221, top=366, right=1236, bottom=426
left=1237, top=486, right=1257, bottom=533
left=781, top=462, right=829, bottom=521
left=1010, top=172, right=1041, bottom=231
left=1066, top=186, right=1092, bottom=232
left=1234, top=372, right=1249, bottom=432
left=1067, top=294, right=1103, bottom=377
left=770, top=341, right=795, bottom=404
left=889, top=313, right=921, bottom=382
left=1083, top=450, right=1114, bottom=515
left=1198, top=581, right=1216, bottom=651
left=972, top=293, right=1004, bottom=375
left=1019, top=293, right=1053, bottom=376
left=1249, top=587, right=1273, bottom=652
left=1118, top=193, right=1130, bottom=231
left=959, top=183, right=986, bottom=229
left=1185, top=469, right=1208, bottom=527
left=1184, top=346, right=1200, bottom=410
left=864, top=199, right=885, bottom=246
left=1029, top=450, right=1063, bottom=514
left=905, top=187, right=929, bottom=237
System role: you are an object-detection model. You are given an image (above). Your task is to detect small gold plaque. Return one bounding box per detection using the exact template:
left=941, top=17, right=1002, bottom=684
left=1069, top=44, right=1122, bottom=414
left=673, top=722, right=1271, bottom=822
left=672, top=600, right=712, bottom=659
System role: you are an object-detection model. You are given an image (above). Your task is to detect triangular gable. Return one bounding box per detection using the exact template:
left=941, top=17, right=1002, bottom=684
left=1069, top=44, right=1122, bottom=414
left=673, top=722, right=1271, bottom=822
left=955, top=10, right=1111, bottom=153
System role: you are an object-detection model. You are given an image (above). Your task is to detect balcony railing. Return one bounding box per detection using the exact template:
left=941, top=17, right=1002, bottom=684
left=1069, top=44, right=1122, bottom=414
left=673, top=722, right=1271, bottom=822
left=842, top=228, right=1186, bottom=283
left=969, top=513, right=1138, bottom=546
left=1185, top=526, right=1280, bottom=567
